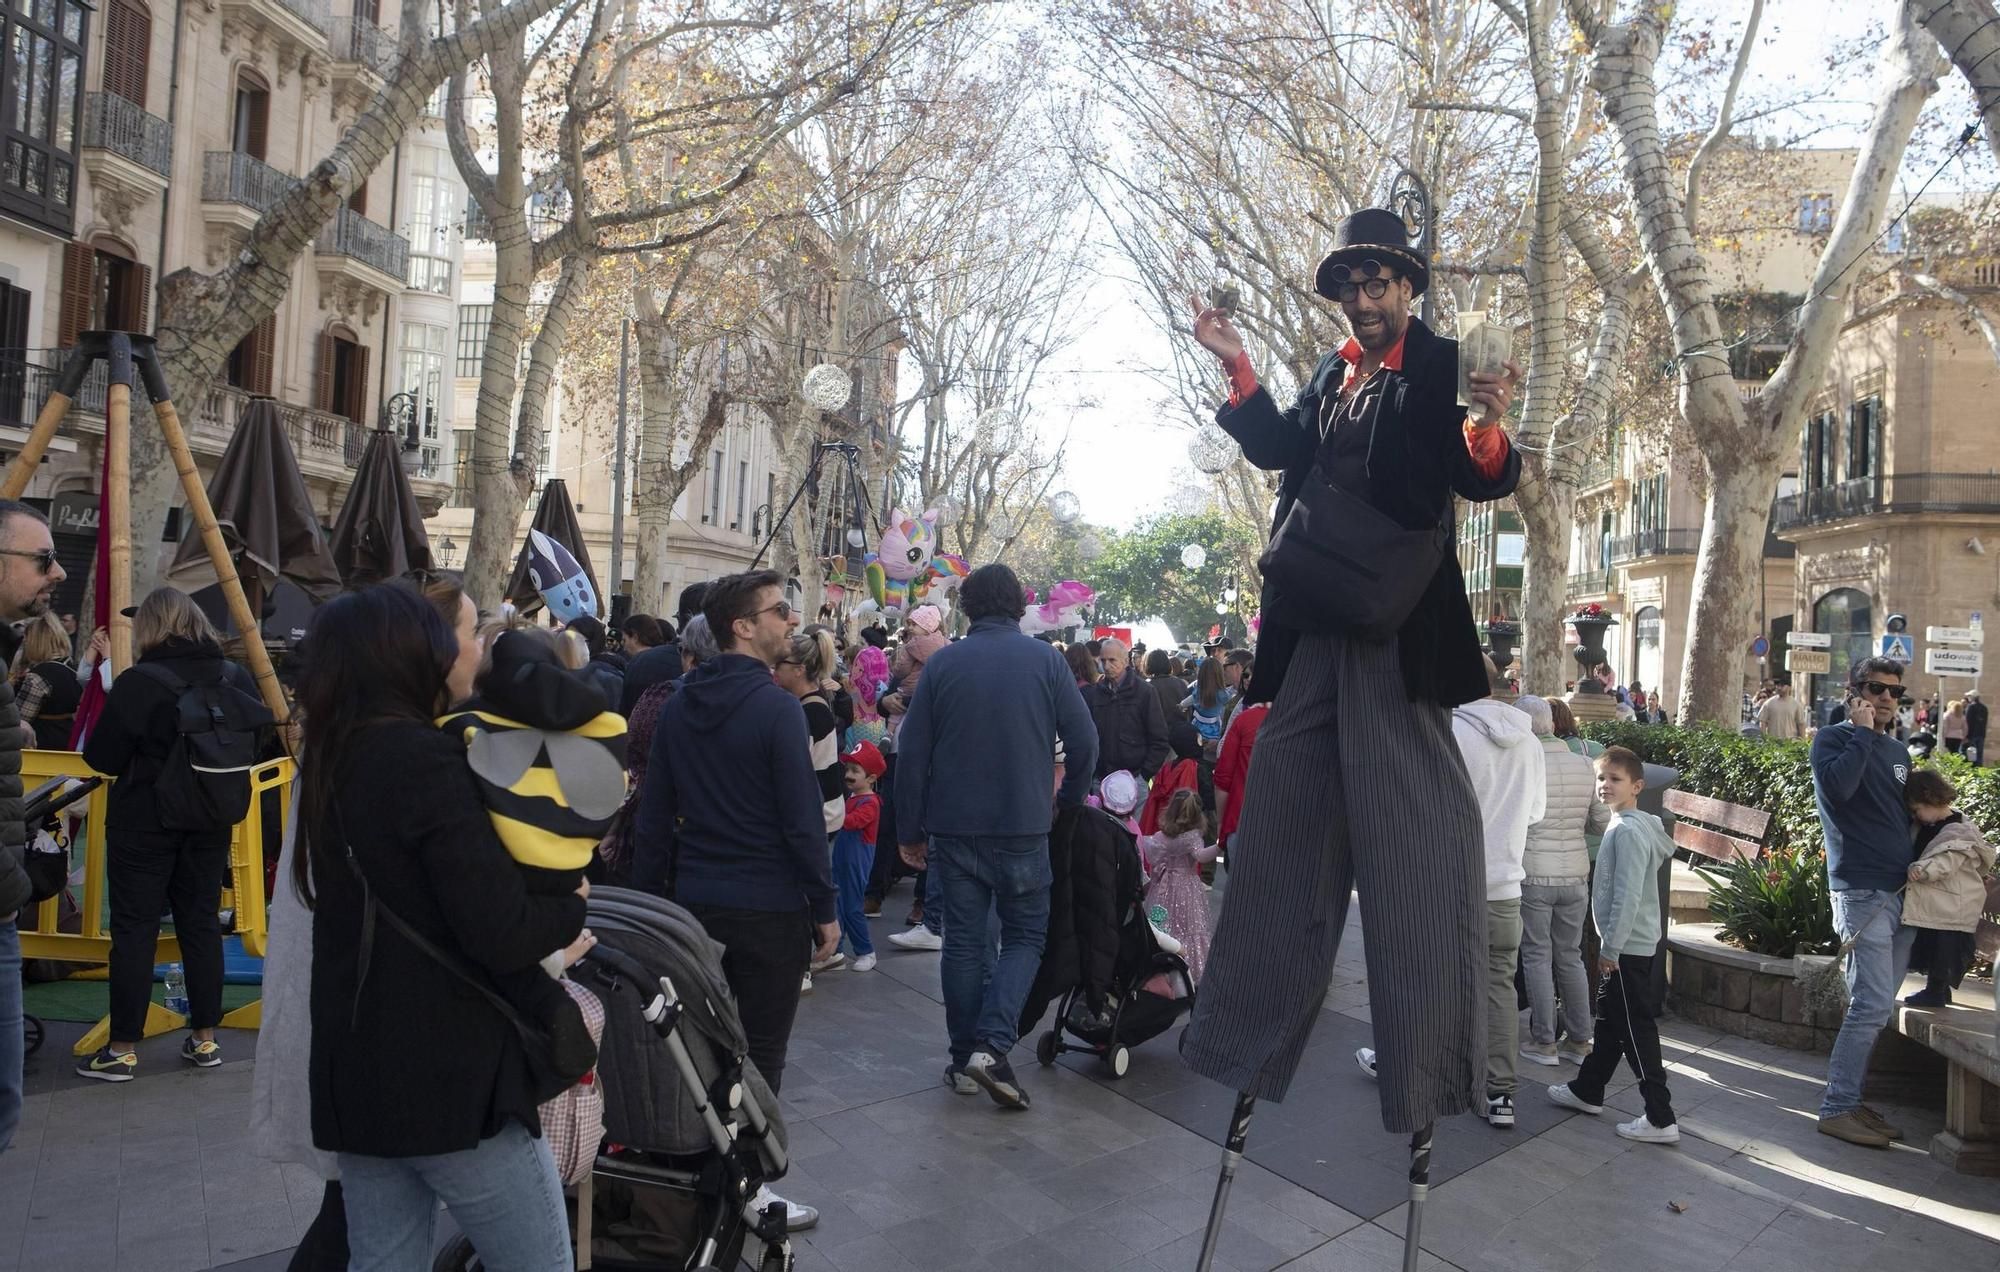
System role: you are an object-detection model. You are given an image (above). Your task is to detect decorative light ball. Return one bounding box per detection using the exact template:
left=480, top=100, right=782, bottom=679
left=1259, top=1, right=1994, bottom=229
left=1215, top=601, right=1229, bottom=614
left=1180, top=543, right=1207, bottom=570
left=989, top=511, right=1017, bottom=541
left=973, top=407, right=1015, bottom=453
left=935, top=494, right=965, bottom=524
left=1223, top=587, right=1239, bottom=603
left=1190, top=423, right=1236, bottom=475
left=1049, top=490, right=1081, bottom=525
left=802, top=363, right=852, bottom=412
left=846, top=527, right=866, bottom=548
left=1168, top=486, right=1207, bottom=517
left=1077, top=533, right=1103, bottom=562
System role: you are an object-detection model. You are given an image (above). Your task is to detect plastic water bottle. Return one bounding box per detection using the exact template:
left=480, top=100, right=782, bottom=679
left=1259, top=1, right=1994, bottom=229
left=163, top=963, right=189, bottom=1016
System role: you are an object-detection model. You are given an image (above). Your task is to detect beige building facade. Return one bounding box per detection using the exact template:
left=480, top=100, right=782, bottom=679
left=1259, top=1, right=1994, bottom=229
left=0, top=0, right=459, bottom=616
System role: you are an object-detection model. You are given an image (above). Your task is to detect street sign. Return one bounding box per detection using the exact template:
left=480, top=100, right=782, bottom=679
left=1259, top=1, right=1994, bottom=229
left=1785, top=650, right=1831, bottom=674
left=1787, top=631, right=1832, bottom=648
left=1750, top=636, right=1770, bottom=656
left=1881, top=634, right=1915, bottom=662
left=1928, top=626, right=1985, bottom=645
left=1973, top=611, right=1984, bottom=632
left=1926, top=647, right=1985, bottom=676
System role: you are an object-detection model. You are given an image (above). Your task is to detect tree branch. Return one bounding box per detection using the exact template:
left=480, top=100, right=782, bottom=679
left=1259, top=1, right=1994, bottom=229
left=1683, top=0, right=1763, bottom=237
left=1410, top=97, right=1531, bottom=124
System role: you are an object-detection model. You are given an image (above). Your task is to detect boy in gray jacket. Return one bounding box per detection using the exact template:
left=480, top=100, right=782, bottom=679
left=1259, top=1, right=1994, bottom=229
left=1546, top=746, right=1679, bottom=1143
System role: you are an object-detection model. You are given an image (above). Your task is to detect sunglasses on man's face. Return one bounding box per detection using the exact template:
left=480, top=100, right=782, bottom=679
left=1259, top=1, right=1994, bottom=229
left=0, top=547, right=58, bottom=575
left=1857, top=680, right=1905, bottom=698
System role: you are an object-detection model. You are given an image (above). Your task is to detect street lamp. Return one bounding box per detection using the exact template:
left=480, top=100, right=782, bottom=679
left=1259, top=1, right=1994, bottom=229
left=1389, top=166, right=1438, bottom=325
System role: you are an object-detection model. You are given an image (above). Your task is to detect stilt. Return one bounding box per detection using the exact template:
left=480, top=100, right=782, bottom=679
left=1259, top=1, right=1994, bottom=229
left=1194, top=1090, right=1256, bottom=1272
left=1401, top=1122, right=1434, bottom=1272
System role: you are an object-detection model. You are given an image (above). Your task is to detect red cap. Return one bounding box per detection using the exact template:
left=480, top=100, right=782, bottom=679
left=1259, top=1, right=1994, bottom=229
left=840, top=739, right=886, bottom=779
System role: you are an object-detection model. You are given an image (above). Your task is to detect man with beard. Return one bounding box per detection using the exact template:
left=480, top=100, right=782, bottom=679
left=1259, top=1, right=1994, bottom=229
left=0, top=500, right=66, bottom=1151
left=1179, top=208, right=1520, bottom=1140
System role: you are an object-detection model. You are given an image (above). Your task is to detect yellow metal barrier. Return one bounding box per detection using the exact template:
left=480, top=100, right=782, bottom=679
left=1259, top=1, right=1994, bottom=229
left=17, top=750, right=291, bottom=1053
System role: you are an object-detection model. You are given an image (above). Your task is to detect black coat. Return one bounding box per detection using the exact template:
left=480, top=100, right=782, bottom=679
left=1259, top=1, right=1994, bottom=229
left=1086, top=669, right=1169, bottom=779
left=620, top=643, right=682, bottom=715
left=308, top=720, right=587, bottom=1157
left=1019, top=804, right=1136, bottom=1037
left=1968, top=700, right=1989, bottom=742
left=82, top=637, right=260, bottom=836
left=0, top=622, right=28, bottom=917
left=1219, top=317, right=1520, bottom=709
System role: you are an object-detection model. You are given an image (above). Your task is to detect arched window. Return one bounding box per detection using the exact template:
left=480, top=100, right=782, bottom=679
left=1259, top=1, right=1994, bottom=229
left=1634, top=605, right=1664, bottom=695
left=232, top=69, right=269, bottom=160
left=315, top=322, right=368, bottom=424
left=1814, top=586, right=1874, bottom=714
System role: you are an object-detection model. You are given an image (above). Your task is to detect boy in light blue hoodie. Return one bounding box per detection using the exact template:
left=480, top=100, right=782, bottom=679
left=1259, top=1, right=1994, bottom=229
left=1546, top=746, right=1679, bottom=1144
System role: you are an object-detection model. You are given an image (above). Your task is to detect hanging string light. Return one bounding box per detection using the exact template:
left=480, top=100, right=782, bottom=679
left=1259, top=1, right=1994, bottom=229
left=1049, top=490, right=1081, bottom=524
left=1190, top=423, right=1236, bottom=475
left=1180, top=544, right=1208, bottom=569
left=802, top=363, right=852, bottom=412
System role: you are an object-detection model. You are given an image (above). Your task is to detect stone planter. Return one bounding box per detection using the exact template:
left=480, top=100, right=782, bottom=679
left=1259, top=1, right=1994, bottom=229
left=1569, top=613, right=1616, bottom=686
left=1666, top=923, right=1845, bottom=1051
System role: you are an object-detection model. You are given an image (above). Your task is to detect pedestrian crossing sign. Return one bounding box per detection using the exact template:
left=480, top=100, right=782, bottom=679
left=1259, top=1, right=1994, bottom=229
left=1881, top=633, right=1914, bottom=662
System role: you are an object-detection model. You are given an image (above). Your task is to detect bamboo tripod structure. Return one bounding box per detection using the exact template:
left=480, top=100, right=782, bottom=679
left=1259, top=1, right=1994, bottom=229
left=0, top=331, right=288, bottom=722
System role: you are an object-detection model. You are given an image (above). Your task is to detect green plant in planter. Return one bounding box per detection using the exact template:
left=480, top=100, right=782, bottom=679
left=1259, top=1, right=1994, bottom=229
left=1695, top=848, right=1838, bottom=958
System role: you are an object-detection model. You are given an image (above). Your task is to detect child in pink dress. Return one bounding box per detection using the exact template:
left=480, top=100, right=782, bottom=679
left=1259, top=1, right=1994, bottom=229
left=1140, top=789, right=1217, bottom=983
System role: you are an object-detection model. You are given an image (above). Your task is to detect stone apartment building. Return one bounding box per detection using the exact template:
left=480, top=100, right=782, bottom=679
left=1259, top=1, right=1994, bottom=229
left=0, top=0, right=460, bottom=615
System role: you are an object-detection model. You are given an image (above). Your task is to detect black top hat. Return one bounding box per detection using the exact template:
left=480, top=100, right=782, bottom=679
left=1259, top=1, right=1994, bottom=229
left=1314, top=207, right=1429, bottom=301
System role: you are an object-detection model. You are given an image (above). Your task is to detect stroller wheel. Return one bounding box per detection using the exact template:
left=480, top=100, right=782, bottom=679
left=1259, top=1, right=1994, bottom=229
left=1106, top=1045, right=1130, bottom=1079
left=430, top=1234, right=479, bottom=1272
left=1036, top=1030, right=1059, bottom=1067
left=23, top=1013, right=43, bottom=1055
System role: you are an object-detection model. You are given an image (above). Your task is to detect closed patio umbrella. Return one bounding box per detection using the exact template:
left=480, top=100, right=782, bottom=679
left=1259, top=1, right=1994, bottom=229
left=507, top=477, right=602, bottom=618
left=330, top=428, right=434, bottom=587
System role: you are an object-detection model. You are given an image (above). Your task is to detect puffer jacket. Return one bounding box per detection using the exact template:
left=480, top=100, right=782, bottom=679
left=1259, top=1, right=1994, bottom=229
left=0, top=622, right=26, bottom=918
left=1018, top=803, right=1136, bottom=1037
left=1523, top=736, right=1610, bottom=886
left=1904, top=818, right=1996, bottom=933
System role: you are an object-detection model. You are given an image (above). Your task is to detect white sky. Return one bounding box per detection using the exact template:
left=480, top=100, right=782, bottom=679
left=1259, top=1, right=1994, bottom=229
left=1042, top=0, right=1989, bottom=531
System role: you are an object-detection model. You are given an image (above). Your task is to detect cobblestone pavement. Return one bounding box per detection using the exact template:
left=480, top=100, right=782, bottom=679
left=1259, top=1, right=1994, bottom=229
left=5, top=900, right=1995, bottom=1271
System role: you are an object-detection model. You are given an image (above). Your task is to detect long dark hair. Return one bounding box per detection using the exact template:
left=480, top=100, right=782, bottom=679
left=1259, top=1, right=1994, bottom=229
left=291, top=584, right=457, bottom=906
left=1196, top=656, right=1225, bottom=711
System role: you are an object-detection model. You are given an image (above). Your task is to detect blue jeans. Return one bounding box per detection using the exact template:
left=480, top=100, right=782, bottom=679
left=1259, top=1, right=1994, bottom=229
left=921, top=859, right=944, bottom=934
left=0, top=917, right=20, bottom=1154
left=1820, top=888, right=1917, bottom=1117
left=337, top=1121, right=570, bottom=1272
left=935, top=834, right=1050, bottom=1065
left=831, top=830, right=874, bottom=956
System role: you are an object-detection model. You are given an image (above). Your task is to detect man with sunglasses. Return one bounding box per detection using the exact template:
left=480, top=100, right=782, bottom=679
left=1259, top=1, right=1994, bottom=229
left=1810, top=658, right=1917, bottom=1147
left=632, top=569, right=837, bottom=1230
left=1180, top=207, right=1522, bottom=1139
left=0, top=499, right=65, bottom=1153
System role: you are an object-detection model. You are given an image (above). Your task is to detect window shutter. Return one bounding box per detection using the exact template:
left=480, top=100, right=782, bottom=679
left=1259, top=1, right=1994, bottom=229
left=251, top=313, right=275, bottom=395
left=242, top=90, right=268, bottom=161
left=349, top=344, right=370, bottom=422
left=313, top=332, right=334, bottom=411
left=114, top=262, right=151, bottom=332
left=104, top=0, right=151, bottom=107
left=58, top=241, right=94, bottom=347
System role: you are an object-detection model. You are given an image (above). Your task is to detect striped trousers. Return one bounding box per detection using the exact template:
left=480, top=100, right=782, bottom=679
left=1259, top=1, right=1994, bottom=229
left=1180, top=630, right=1487, bottom=1132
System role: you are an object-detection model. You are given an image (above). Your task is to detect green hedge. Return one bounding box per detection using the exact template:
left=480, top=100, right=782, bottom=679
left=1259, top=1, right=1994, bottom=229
left=1576, top=722, right=2000, bottom=849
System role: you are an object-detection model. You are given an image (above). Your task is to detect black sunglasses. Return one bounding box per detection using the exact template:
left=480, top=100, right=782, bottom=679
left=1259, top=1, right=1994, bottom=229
left=1856, top=680, right=1906, bottom=698
left=0, top=547, right=58, bottom=575
left=750, top=600, right=795, bottom=622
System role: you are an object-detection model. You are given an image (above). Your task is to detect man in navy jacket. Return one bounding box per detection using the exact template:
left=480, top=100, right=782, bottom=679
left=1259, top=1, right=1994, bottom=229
left=1810, top=657, right=1917, bottom=1148
left=633, top=569, right=836, bottom=1230
left=897, top=563, right=1097, bottom=1109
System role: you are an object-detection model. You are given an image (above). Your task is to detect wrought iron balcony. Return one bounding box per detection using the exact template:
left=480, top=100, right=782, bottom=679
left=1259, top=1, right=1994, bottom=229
left=266, top=0, right=330, bottom=33
left=1773, top=472, right=2000, bottom=530
left=1609, top=528, right=1701, bottom=562
left=317, top=206, right=411, bottom=282
left=81, top=93, right=172, bottom=177
left=1565, top=568, right=1615, bottom=602
left=330, top=15, right=396, bottom=74
left=1577, top=450, right=1616, bottom=490
left=202, top=151, right=296, bottom=214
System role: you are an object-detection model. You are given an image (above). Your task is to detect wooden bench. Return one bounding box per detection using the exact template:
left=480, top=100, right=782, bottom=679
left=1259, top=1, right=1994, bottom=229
left=1661, top=789, right=1771, bottom=862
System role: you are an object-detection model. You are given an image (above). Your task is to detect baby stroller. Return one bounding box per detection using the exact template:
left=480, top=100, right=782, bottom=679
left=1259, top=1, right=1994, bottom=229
left=435, top=888, right=793, bottom=1272
left=1029, top=808, right=1195, bottom=1078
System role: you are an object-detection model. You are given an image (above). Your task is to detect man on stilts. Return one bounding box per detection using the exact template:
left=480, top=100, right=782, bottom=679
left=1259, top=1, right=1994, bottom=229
left=1182, top=208, right=1519, bottom=1270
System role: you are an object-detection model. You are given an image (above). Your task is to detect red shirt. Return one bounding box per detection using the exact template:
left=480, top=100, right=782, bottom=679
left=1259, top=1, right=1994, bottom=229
left=843, top=791, right=880, bottom=846
left=1139, top=757, right=1202, bottom=836
left=1212, top=703, right=1270, bottom=845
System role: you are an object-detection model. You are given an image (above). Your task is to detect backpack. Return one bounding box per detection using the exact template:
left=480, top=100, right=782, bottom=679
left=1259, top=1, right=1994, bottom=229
left=134, top=662, right=274, bottom=831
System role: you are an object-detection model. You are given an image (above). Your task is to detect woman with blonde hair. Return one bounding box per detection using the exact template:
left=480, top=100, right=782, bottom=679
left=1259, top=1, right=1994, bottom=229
left=11, top=611, right=81, bottom=749
left=77, top=586, right=265, bottom=1080
left=1942, top=698, right=1969, bottom=754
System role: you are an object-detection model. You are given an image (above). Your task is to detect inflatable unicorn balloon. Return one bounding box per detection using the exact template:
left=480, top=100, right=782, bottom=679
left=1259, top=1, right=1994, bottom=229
left=864, top=508, right=969, bottom=615
left=1020, top=580, right=1095, bottom=635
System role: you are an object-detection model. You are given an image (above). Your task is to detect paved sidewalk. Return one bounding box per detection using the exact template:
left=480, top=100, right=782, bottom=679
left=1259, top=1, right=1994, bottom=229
left=5, top=898, right=1997, bottom=1271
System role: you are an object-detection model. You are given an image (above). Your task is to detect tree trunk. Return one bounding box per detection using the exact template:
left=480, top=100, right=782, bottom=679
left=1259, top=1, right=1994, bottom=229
left=1515, top=473, right=1574, bottom=696
left=130, top=0, right=564, bottom=588
left=1913, top=0, right=2000, bottom=170
left=1679, top=452, right=1783, bottom=723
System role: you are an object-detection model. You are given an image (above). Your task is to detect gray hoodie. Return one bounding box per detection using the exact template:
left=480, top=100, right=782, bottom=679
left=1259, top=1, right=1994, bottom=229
left=1594, top=807, right=1675, bottom=959
left=1450, top=698, right=1547, bottom=901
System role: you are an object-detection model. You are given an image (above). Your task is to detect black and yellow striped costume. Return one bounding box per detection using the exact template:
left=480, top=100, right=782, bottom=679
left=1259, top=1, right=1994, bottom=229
left=439, top=706, right=630, bottom=872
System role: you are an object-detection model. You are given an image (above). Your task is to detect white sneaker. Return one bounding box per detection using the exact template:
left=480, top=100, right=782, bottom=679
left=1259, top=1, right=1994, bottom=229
left=1614, top=1114, right=1680, bottom=1144
left=888, top=925, right=943, bottom=951
left=1355, top=1047, right=1377, bottom=1079
left=850, top=952, right=878, bottom=972
left=1486, top=1093, right=1516, bottom=1128
left=1546, top=1083, right=1603, bottom=1115
left=809, top=951, right=845, bottom=973
left=749, top=1183, right=819, bottom=1231
left=1519, top=1042, right=1561, bottom=1067
left=1557, top=1041, right=1593, bottom=1065
left=943, top=1064, right=979, bottom=1094
left=799, top=973, right=813, bottom=995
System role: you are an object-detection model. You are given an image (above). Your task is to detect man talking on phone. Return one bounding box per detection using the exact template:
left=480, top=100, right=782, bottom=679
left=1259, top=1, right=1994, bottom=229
left=1179, top=208, right=1521, bottom=1138
left=1810, top=659, right=1916, bottom=1147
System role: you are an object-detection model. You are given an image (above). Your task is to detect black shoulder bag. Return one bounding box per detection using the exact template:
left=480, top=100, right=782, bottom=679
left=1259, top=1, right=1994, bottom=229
left=338, top=816, right=595, bottom=1104
left=1257, top=369, right=1450, bottom=642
